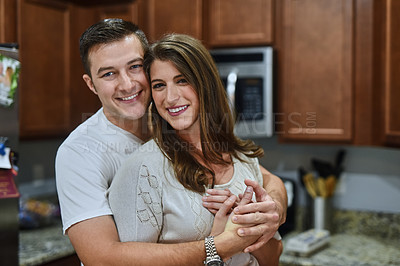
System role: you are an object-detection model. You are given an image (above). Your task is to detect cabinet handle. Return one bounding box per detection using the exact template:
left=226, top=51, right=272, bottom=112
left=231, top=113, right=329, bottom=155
left=227, top=69, right=238, bottom=115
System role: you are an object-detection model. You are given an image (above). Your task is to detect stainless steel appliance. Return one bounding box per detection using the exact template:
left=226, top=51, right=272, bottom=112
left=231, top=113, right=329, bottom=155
left=210, top=47, right=273, bottom=138
left=0, top=44, right=19, bottom=266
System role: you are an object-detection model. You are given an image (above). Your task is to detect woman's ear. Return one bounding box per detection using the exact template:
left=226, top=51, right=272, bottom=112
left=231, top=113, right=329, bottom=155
left=83, top=74, right=97, bottom=94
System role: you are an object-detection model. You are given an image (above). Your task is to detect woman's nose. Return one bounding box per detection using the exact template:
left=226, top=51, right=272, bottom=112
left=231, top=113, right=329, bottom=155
left=166, top=85, right=179, bottom=104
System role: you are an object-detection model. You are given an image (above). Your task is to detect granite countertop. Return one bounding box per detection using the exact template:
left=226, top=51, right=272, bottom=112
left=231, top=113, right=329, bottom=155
left=19, top=225, right=400, bottom=266
left=19, top=223, right=75, bottom=266
left=280, top=232, right=400, bottom=266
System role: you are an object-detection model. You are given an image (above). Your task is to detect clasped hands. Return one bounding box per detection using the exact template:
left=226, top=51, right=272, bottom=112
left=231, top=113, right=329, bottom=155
left=202, top=179, right=280, bottom=253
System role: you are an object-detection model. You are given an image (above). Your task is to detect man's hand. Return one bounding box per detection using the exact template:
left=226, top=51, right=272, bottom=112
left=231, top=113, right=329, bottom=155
left=212, top=186, right=263, bottom=261
left=231, top=179, right=281, bottom=253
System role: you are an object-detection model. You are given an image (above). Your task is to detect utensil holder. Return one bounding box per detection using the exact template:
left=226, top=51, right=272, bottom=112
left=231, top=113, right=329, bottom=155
left=313, top=196, right=331, bottom=231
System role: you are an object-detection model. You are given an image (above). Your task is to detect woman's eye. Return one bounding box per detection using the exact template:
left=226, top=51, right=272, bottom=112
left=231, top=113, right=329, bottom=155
left=177, top=78, right=188, bottom=84
left=152, top=83, right=164, bottom=90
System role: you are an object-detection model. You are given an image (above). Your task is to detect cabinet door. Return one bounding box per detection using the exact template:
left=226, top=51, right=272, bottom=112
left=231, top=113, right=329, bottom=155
left=0, top=0, right=17, bottom=43
left=381, top=0, right=400, bottom=146
left=19, top=0, right=71, bottom=138
left=278, top=0, right=353, bottom=142
left=19, top=0, right=142, bottom=138
left=144, top=0, right=203, bottom=43
left=207, top=0, right=273, bottom=47
left=68, top=1, right=142, bottom=130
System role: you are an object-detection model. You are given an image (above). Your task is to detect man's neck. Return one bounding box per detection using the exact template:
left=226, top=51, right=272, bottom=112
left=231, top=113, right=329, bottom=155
left=106, top=113, right=151, bottom=141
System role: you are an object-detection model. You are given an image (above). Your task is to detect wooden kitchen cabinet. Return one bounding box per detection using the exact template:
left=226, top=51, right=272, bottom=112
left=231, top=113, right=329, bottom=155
left=18, top=0, right=142, bottom=138
left=376, top=0, right=400, bottom=147
left=142, top=0, right=203, bottom=43
left=18, top=0, right=72, bottom=138
left=0, top=0, right=17, bottom=43
left=277, top=0, right=353, bottom=143
left=207, top=0, right=274, bottom=47
left=276, top=0, right=400, bottom=147
left=143, top=0, right=273, bottom=47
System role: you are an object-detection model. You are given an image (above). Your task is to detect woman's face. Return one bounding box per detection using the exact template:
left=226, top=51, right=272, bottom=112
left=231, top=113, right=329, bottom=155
left=150, top=60, right=200, bottom=139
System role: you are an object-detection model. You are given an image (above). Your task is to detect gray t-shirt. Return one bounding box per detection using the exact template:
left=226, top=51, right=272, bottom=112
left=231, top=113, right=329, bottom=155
left=56, top=108, right=143, bottom=233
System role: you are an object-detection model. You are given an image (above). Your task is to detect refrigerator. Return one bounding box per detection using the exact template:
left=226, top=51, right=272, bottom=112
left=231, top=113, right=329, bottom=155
left=0, top=44, right=20, bottom=266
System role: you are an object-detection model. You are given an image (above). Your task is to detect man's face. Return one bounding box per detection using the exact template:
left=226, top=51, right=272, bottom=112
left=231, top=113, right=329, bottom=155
left=83, top=35, right=150, bottom=128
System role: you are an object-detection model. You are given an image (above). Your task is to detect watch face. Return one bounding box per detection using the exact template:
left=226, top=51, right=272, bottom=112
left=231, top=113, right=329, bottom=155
left=206, top=260, right=224, bottom=266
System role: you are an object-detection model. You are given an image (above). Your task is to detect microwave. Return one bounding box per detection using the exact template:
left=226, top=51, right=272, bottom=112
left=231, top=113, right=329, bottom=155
left=210, top=47, right=273, bottom=138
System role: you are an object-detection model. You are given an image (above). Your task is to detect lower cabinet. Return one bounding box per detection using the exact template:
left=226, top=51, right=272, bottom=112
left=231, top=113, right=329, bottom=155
left=41, top=253, right=80, bottom=266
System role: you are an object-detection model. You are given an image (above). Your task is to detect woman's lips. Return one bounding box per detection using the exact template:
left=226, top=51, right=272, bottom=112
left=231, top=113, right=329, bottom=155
left=167, top=105, right=188, bottom=116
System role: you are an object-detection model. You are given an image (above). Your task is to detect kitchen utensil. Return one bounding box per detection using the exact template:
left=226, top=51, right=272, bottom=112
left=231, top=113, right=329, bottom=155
left=317, top=177, right=327, bottom=198
left=303, top=172, right=317, bottom=199
left=325, top=175, right=337, bottom=197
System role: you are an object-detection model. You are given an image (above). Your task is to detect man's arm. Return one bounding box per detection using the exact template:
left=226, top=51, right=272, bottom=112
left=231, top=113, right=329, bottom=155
left=260, top=165, right=288, bottom=225
left=68, top=214, right=257, bottom=265
left=67, top=215, right=203, bottom=265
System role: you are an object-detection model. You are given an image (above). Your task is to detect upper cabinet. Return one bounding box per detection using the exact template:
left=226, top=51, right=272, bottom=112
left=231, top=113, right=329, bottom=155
left=377, top=0, right=400, bottom=147
left=18, top=0, right=142, bottom=139
left=143, top=0, right=203, bottom=42
left=276, top=0, right=400, bottom=148
left=19, top=0, right=72, bottom=138
left=0, top=0, right=17, bottom=43
left=8, top=0, right=400, bottom=147
left=207, top=0, right=274, bottom=47
left=277, top=0, right=353, bottom=143
left=142, top=0, right=274, bottom=47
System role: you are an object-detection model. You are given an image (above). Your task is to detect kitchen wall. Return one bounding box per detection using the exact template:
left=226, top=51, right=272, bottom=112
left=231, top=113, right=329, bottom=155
left=254, top=136, right=400, bottom=214
left=16, top=135, right=400, bottom=213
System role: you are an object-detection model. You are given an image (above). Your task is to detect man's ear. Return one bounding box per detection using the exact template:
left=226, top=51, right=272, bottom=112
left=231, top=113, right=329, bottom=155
left=83, top=74, right=97, bottom=95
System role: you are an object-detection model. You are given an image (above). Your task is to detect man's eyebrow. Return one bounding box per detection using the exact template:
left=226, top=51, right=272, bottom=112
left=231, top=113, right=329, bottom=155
left=127, top=57, right=143, bottom=65
left=97, top=66, right=113, bottom=76
left=96, top=58, right=143, bottom=76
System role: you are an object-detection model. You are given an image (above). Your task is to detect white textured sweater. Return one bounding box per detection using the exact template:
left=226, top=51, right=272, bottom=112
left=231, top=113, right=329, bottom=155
left=108, top=140, right=267, bottom=265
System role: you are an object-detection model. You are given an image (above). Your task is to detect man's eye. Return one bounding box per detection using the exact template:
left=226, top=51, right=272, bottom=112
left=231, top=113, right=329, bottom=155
left=101, top=72, right=114, bottom=78
left=130, top=64, right=143, bottom=69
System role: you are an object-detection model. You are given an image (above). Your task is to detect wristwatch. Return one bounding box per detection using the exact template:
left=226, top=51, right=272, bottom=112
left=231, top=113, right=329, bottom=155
left=204, top=236, right=224, bottom=266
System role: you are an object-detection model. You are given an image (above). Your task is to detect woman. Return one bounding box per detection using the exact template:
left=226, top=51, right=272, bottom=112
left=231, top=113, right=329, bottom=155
left=108, top=34, right=282, bottom=265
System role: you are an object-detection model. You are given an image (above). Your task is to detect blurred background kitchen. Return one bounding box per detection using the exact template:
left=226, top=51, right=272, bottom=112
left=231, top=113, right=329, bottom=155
left=1, top=0, right=399, bottom=265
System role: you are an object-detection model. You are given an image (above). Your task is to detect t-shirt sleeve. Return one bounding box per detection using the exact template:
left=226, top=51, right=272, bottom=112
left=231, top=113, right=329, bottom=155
left=55, top=143, right=113, bottom=234
left=108, top=157, right=162, bottom=243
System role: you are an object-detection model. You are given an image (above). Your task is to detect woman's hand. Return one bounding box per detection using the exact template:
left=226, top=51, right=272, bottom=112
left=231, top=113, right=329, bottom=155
left=210, top=186, right=254, bottom=236
left=202, top=188, right=237, bottom=214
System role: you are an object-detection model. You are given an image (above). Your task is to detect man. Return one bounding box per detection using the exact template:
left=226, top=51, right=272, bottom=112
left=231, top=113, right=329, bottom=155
left=56, top=18, right=287, bottom=265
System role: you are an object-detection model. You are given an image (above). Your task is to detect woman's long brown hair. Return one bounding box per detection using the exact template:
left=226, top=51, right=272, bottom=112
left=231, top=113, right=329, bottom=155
left=144, top=34, right=264, bottom=194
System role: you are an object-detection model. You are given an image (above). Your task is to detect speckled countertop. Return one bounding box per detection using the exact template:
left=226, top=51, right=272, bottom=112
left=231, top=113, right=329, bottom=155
left=18, top=210, right=400, bottom=266
left=280, top=233, right=400, bottom=266
left=19, top=223, right=75, bottom=266
left=280, top=209, right=400, bottom=266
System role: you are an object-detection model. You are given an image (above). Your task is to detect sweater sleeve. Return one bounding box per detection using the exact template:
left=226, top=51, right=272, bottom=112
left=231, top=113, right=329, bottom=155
left=108, top=157, right=163, bottom=243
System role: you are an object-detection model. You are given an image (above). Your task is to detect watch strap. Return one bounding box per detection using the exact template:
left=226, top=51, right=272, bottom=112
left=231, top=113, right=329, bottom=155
left=204, top=236, right=223, bottom=265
